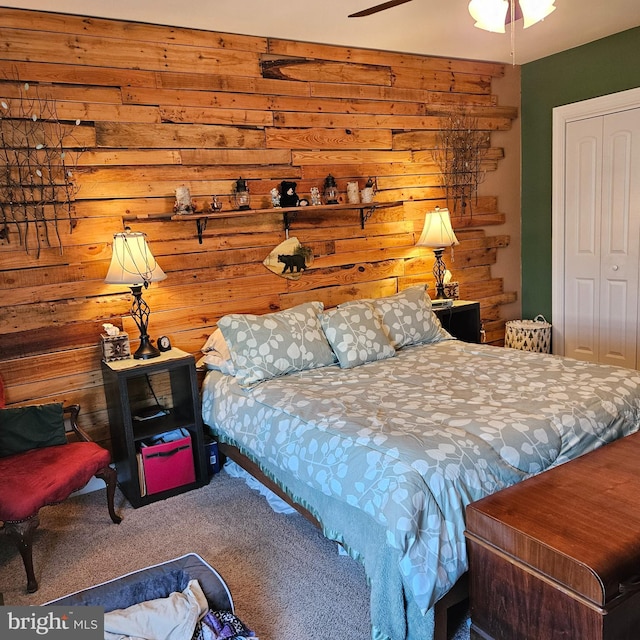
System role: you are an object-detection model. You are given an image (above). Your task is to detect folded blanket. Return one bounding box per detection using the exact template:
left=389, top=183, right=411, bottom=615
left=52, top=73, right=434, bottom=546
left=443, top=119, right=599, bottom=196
left=104, top=579, right=208, bottom=640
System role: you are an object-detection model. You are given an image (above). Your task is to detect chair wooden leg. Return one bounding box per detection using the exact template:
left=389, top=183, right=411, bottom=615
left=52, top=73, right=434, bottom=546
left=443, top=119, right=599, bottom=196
left=4, top=515, right=40, bottom=593
left=95, top=465, right=123, bottom=524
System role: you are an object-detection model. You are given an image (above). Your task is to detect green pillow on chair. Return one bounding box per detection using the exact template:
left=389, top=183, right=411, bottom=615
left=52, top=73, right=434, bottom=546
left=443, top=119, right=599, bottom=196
left=0, top=403, right=67, bottom=458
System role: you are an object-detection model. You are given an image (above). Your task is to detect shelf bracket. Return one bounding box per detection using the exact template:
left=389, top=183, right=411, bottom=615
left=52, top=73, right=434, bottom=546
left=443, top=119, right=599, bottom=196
left=359, top=205, right=376, bottom=229
left=282, top=209, right=299, bottom=236
left=196, top=218, right=208, bottom=244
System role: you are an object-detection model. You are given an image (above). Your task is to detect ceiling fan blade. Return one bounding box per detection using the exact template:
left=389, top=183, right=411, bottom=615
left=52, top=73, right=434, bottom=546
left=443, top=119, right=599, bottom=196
left=348, top=0, right=413, bottom=18
left=505, top=1, right=524, bottom=24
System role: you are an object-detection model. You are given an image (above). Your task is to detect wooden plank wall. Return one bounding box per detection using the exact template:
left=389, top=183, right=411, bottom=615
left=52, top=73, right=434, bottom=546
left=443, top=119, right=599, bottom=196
left=0, top=8, right=518, bottom=449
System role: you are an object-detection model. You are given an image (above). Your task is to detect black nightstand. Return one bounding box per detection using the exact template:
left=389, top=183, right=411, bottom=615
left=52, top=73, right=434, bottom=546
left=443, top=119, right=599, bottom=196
left=433, top=300, right=482, bottom=343
left=101, top=348, right=208, bottom=508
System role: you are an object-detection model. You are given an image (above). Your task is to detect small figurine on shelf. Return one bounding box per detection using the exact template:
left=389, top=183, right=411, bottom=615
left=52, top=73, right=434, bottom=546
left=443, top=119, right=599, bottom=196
left=210, top=195, right=223, bottom=213
left=347, top=181, right=360, bottom=204
left=233, top=177, right=251, bottom=210
left=310, top=186, right=321, bottom=206
left=361, top=177, right=376, bottom=203
left=174, top=185, right=194, bottom=214
left=270, top=187, right=281, bottom=208
left=323, top=174, right=339, bottom=204
left=280, top=181, right=299, bottom=207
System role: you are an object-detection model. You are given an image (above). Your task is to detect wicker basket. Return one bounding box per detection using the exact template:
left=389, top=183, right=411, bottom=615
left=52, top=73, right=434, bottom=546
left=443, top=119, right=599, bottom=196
left=505, top=315, right=551, bottom=353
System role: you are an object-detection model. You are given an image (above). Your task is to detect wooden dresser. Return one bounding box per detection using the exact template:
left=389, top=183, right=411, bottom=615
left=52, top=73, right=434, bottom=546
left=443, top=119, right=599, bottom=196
left=465, top=431, right=640, bottom=640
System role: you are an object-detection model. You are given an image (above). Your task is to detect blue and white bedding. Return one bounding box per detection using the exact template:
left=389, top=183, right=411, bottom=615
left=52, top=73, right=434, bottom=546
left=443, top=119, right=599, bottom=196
left=201, top=339, right=640, bottom=640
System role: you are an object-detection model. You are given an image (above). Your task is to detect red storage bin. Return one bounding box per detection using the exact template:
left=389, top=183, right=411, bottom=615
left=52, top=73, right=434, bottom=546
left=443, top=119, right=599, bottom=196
left=140, top=433, right=195, bottom=495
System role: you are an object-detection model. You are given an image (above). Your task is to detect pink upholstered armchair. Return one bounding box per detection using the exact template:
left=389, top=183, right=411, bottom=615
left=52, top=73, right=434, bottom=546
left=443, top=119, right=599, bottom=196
left=0, top=402, right=122, bottom=593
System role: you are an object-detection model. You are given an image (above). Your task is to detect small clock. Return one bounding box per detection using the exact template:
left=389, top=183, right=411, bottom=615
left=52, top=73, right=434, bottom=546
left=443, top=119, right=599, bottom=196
left=158, top=335, right=172, bottom=352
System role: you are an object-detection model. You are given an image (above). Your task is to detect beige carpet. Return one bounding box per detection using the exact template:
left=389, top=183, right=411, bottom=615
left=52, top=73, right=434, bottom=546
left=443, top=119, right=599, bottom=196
left=0, top=468, right=470, bottom=639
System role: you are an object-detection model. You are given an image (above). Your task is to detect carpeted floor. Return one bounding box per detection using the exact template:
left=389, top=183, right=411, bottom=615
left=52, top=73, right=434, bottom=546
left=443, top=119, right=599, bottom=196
left=0, top=468, right=470, bottom=639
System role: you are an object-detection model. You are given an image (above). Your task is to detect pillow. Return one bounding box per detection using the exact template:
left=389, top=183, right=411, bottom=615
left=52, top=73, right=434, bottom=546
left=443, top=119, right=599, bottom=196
left=0, top=402, right=67, bottom=458
left=200, top=328, right=236, bottom=375
left=196, top=352, right=236, bottom=376
left=217, top=301, right=336, bottom=387
left=320, top=301, right=396, bottom=369
left=368, top=284, right=450, bottom=349
left=201, top=328, right=231, bottom=358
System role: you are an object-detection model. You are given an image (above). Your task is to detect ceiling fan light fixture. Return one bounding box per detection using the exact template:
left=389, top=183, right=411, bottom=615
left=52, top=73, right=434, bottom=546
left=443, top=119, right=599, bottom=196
left=519, top=0, right=556, bottom=28
left=468, top=0, right=509, bottom=33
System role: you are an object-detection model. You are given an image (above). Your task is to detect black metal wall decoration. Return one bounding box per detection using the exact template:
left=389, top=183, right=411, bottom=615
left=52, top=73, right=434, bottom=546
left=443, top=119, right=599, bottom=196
left=433, top=108, right=489, bottom=217
left=0, top=79, right=84, bottom=257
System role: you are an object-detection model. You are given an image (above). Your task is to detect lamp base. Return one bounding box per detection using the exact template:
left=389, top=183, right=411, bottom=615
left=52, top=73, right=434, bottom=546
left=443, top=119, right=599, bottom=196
left=133, top=336, right=160, bottom=360
left=129, top=286, right=161, bottom=359
left=432, top=248, right=450, bottom=300
left=434, top=285, right=449, bottom=300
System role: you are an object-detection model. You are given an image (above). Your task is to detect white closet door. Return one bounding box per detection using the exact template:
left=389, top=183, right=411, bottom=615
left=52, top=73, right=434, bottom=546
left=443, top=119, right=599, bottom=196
left=564, top=117, right=602, bottom=363
left=599, top=109, right=640, bottom=368
left=564, top=108, right=640, bottom=368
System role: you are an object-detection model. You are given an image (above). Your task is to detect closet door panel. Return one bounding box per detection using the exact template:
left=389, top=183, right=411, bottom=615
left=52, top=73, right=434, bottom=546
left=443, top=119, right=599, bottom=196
left=563, top=107, right=640, bottom=369
left=564, top=117, right=602, bottom=363
left=599, top=109, right=640, bottom=368
left=571, top=277, right=598, bottom=359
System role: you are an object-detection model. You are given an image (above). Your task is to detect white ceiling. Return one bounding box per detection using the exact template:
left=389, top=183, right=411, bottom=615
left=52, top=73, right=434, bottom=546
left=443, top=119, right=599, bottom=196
left=3, top=0, right=640, bottom=65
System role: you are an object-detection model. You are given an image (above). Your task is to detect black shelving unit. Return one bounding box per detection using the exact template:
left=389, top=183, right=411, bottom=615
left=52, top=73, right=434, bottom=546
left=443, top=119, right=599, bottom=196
left=101, top=349, right=208, bottom=508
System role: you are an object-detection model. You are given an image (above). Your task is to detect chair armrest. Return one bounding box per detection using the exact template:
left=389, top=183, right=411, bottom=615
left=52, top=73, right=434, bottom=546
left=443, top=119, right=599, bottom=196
left=64, top=404, right=92, bottom=442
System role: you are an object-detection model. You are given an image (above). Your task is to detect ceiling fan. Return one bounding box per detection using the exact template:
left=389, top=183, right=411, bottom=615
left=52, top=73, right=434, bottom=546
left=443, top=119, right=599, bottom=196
left=348, top=0, right=413, bottom=18
left=348, top=0, right=526, bottom=22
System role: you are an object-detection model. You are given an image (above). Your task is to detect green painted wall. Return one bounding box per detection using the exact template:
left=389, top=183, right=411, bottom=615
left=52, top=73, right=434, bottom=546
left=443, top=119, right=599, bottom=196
left=521, top=26, right=640, bottom=320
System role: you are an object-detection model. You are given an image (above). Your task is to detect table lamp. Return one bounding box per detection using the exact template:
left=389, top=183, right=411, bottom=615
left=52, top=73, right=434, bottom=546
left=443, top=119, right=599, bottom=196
left=105, top=230, right=167, bottom=359
left=416, top=207, right=459, bottom=299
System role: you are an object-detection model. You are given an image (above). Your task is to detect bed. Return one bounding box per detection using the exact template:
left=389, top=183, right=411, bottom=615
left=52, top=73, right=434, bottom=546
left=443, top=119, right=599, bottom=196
left=199, top=286, right=640, bottom=640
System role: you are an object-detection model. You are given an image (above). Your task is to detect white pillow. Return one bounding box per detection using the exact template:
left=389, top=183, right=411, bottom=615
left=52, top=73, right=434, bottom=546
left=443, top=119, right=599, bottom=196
left=201, top=328, right=231, bottom=357
left=197, top=352, right=236, bottom=376
left=200, top=328, right=236, bottom=375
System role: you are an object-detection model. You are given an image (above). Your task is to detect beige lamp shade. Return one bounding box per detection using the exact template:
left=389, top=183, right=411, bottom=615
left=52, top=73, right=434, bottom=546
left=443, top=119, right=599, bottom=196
left=416, top=208, right=459, bottom=249
left=105, top=231, right=166, bottom=286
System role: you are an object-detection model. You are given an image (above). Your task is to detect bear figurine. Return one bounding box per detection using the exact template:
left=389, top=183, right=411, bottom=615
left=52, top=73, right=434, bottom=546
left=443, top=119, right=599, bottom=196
left=279, top=181, right=299, bottom=207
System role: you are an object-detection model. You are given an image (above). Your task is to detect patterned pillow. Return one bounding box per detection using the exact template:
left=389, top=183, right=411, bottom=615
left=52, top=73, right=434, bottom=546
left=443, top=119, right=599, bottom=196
left=369, top=285, right=450, bottom=349
left=320, top=301, right=396, bottom=369
left=217, top=301, right=336, bottom=387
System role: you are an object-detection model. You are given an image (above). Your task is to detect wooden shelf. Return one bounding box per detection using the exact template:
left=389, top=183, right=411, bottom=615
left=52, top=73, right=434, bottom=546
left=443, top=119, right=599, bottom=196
left=161, top=200, right=403, bottom=243
left=124, top=201, right=403, bottom=243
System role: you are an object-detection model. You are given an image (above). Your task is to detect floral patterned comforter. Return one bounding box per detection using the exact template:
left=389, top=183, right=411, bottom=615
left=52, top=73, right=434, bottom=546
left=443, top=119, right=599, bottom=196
left=202, top=340, right=640, bottom=626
